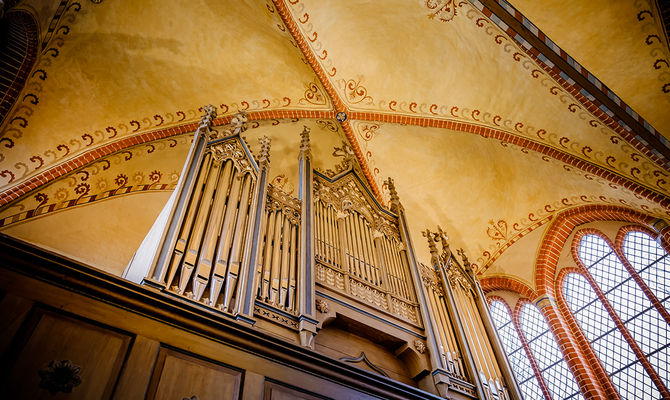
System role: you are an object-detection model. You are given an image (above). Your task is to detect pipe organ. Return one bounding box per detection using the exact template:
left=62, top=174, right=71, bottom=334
left=312, top=173, right=419, bottom=325
left=255, top=184, right=300, bottom=314
left=116, top=107, right=524, bottom=399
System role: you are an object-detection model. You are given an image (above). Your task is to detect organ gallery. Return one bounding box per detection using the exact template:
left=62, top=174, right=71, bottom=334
left=0, top=1, right=669, bottom=399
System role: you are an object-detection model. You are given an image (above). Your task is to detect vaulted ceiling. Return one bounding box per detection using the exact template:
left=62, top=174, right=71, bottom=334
left=1, top=0, right=669, bottom=293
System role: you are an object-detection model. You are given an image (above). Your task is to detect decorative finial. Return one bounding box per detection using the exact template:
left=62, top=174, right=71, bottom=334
left=199, top=104, right=217, bottom=130
left=300, top=125, right=311, bottom=153
left=385, top=177, right=402, bottom=213
left=457, top=248, right=475, bottom=277
left=423, top=229, right=440, bottom=269
left=258, top=136, right=271, bottom=167
left=436, top=225, right=450, bottom=253
left=230, top=110, right=248, bottom=135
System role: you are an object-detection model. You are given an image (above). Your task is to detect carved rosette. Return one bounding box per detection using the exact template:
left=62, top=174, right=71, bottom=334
left=38, top=360, right=82, bottom=395
left=414, top=340, right=427, bottom=354
left=315, top=299, right=329, bottom=313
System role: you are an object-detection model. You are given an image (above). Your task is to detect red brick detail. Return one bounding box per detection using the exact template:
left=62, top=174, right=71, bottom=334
left=568, top=245, right=670, bottom=398
left=480, top=0, right=667, bottom=168
left=535, top=205, right=655, bottom=298
left=480, top=276, right=537, bottom=299
left=510, top=300, right=556, bottom=400
left=555, top=268, right=622, bottom=399
left=349, top=111, right=670, bottom=211
left=616, top=223, right=670, bottom=258
left=0, top=110, right=333, bottom=208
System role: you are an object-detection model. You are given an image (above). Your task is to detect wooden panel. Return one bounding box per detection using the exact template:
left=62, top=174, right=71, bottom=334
left=146, top=347, right=242, bottom=400
left=2, top=308, right=132, bottom=399
left=264, top=380, right=329, bottom=400
left=112, top=335, right=160, bottom=400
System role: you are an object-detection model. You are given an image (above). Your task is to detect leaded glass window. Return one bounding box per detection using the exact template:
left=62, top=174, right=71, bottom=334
left=566, top=231, right=670, bottom=398
left=489, top=300, right=545, bottom=400
left=563, top=273, right=660, bottom=399
left=519, top=304, right=582, bottom=400
left=622, top=231, right=670, bottom=311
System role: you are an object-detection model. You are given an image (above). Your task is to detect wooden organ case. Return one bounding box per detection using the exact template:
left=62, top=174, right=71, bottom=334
left=0, top=107, right=523, bottom=400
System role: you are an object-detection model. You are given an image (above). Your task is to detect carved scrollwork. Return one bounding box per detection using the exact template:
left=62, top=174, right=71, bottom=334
left=266, top=184, right=301, bottom=224
left=209, top=110, right=247, bottom=140
left=209, top=139, right=254, bottom=174
left=313, top=174, right=399, bottom=239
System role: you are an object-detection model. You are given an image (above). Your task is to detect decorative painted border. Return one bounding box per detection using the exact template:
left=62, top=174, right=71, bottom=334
left=0, top=110, right=333, bottom=207
left=476, top=0, right=670, bottom=166
left=0, top=183, right=174, bottom=228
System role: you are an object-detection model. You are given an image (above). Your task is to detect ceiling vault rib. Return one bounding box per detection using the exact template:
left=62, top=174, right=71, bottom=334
left=0, top=109, right=334, bottom=208
left=4, top=109, right=668, bottom=213
left=477, top=0, right=670, bottom=165
left=271, top=0, right=385, bottom=203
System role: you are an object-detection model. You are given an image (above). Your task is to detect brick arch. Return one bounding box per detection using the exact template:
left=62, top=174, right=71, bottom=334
left=569, top=227, right=617, bottom=269
left=480, top=275, right=537, bottom=300
left=615, top=224, right=667, bottom=254
left=535, top=205, right=656, bottom=298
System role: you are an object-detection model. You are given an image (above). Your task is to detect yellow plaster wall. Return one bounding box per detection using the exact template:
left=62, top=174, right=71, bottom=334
left=3, top=191, right=171, bottom=276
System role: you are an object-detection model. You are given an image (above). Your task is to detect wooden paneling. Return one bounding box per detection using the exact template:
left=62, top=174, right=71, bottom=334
left=146, top=347, right=242, bottom=400
left=264, top=380, right=329, bottom=400
left=2, top=308, right=132, bottom=399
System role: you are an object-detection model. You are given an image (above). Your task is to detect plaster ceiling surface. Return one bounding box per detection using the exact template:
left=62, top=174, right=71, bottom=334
left=1, top=0, right=669, bottom=291
left=287, top=0, right=670, bottom=199
left=1, top=0, right=330, bottom=190
left=362, top=123, right=667, bottom=277
left=509, top=0, right=670, bottom=137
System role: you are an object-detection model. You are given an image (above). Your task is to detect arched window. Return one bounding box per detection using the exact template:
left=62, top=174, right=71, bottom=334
left=562, top=230, right=670, bottom=398
left=622, top=231, right=670, bottom=310
left=488, top=300, right=545, bottom=400
left=519, top=304, right=583, bottom=400
left=0, top=9, right=39, bottom=125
